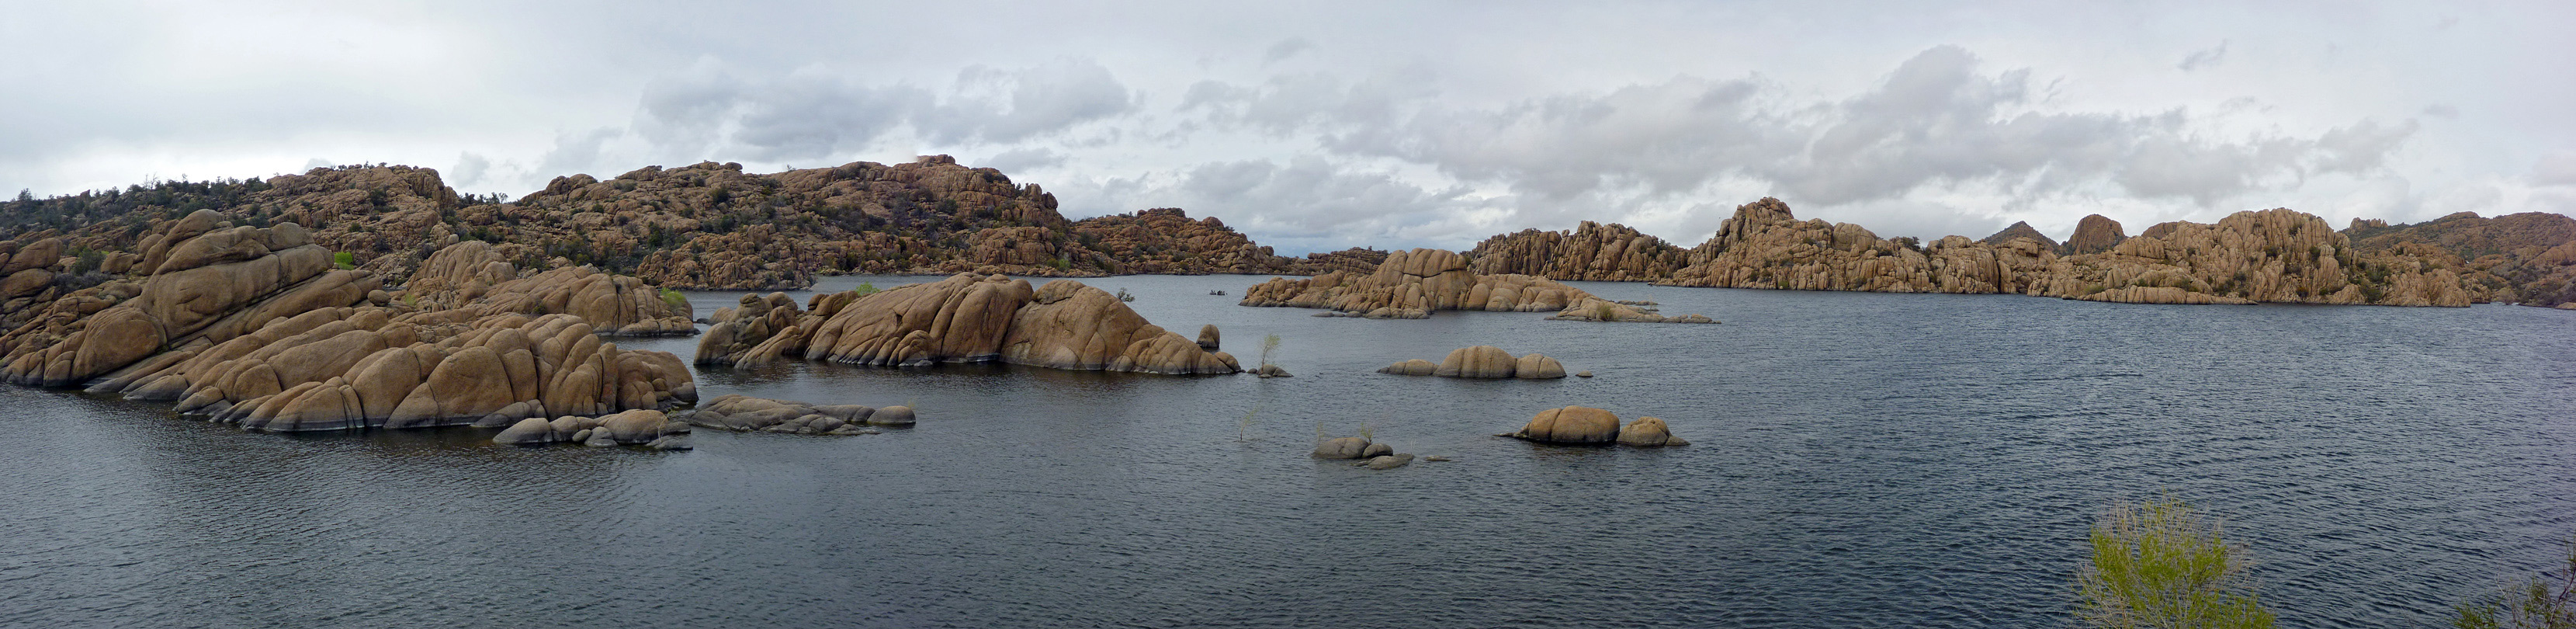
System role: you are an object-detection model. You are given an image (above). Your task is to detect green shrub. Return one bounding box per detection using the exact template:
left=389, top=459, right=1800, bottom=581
left=2075, top=495, right=2275, bottom=629
left=2451, top=534, right=2576, bottom=629
left=660, top=288, right=687, bottom=310
left=332, top=251, right=355, bottom=270
left=853, top=282, right=879, bottom=297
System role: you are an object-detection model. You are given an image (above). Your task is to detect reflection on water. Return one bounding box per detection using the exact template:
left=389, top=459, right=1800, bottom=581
left=3, top=273, right=2573, bottom=628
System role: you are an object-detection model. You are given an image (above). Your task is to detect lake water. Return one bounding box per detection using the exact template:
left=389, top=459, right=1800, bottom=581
left=4, top=273, right=2572, bottom=628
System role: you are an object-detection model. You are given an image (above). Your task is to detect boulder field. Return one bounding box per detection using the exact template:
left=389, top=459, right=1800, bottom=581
left=1378, top=346, right=1568, bottom=379
left=695, top=272, right=1240, bottom=374
left=1239, top=248, right=1714, bottom=322
left=494, top=408, right=693, bottom=450
left=0, top=210, right=699, bottom=438
left=1506, top=405, right=1687, bottom=447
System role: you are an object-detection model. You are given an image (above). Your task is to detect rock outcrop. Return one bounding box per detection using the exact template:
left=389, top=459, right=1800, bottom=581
left=0, top=209, right=699, bottom=440
left=1467, top=221, right=1686, bottom=282
left=1066, top=208, right=1312, bottom=276
left=1506, top=406, right=1685, bottom=447
left=406, top=241, right=695, bottom=335
left=695, top=273, right=1240, bottom=375
left=2065, top=214, right=2127, bottom=255
left=1506, top=405, right=1622, bottom=444
left=1661, top=198, right=2482, bottom=307
left=2345, top=211, right=2576, bottom=307
left=1196, top=325, right=1220, bottom=350
left=1377, top=346, right=1572, bottom=380
left=494, top=409, right=692, bottom=450
left=681, top=394, right=906, bottom=435
left=1241, top=248, right=1714, bottom=321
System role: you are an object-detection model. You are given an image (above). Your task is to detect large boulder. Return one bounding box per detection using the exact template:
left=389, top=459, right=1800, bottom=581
left=1513, top=353, right=1567, bottom=379
left=1312, top=436, right=1371, bottom=459
left=694, top=273, right=1239, bottom=375
left=1378, top=359, right=1438, bottom=376
left=1434, top=346, right=1517, bottom=378
left=1510, top=405, right=1621, bottom=444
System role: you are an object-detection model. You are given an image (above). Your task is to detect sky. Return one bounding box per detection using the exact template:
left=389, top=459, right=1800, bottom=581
left=4, top=1, right=2571, bottom=254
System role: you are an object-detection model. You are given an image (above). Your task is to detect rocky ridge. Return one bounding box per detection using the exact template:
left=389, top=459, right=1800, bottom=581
left=695, top=273, right=1240, bottom=374
left=1466, top=221, right=1685, bottom=282
left=0, top=157, right=1341, bottom=292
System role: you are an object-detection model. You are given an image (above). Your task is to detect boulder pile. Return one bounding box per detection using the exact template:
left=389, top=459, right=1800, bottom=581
left=695, top=273, right=1241, bottom=375
left=494, top=408, right=692, bottom=450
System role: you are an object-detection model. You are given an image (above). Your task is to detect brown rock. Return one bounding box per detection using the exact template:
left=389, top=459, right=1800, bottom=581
left=1434, top=346, right=1517, bottom=378
left=1616, top=416, right=1683, bottom=447
left=1514, top=353, right=1567, bottom=379
left=2066, top=214, right=2127, bottom=255
left=1378, top=359, right=1438, bottom=376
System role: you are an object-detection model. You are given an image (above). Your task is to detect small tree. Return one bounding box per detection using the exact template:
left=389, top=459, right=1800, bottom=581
left=2075, top=495, right=2275, bottom=629
left=1259, top=333, right=1281, bottom=369
left=2453, top=534, right=2576, bottom=629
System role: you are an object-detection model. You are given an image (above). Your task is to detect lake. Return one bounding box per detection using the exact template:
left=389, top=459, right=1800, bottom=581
left=3, top=273, right=2571, bottom=627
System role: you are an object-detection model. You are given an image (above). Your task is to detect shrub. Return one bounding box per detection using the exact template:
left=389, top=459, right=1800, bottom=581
left=332, top=251, right=356, bottom=270
left=1259, top=333, right=1281, bottom=369
left=660, top=288, right=687, bottom=310
left=2451, top=534, right=2576, bottom=629
left=853, top=282, right=879, bottom=297
left=2075, top=495, right=2275, bottom=629
left=1115, top=287, right=1135, bottom=302
left=1593, top=301, right=1617, bottom=321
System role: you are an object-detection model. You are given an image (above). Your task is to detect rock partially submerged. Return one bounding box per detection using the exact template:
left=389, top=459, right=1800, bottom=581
left=1378, top=346, right=1567, bottom=379
left=681, top=394, right=904, bottom=435
left=695, top=273, right=1240, bottom=375
left=1312, top=436, right=1416, bottom=471
left=494, top=409, right=692, bottom=450
left=1506, top=405, right=1686, bottom=447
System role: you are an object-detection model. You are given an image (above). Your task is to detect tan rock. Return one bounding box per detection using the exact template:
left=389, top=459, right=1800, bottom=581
left=1378, top=359, right=1438, bottom=376
left=1616, top=416, right=1683, bottom=447
left=1434, top=346, right=1517, bottom=378
left=1511, top=406, right=1621, bottom=444
left=1514, top=353, right=1567, bottom=379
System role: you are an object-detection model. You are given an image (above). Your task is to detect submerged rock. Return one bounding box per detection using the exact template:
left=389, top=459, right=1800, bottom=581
left=1312, top=436, right=1370, bottom=460
left=685, top=394, right=912, bottom=435
left=1508, top=405, right=1621, bottom=444
left=1615, top=416, right=1687, bottom=447
left=1361, top=454, right=1415, bottom=470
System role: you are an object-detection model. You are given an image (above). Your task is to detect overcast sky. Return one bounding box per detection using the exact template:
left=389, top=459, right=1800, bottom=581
left=5, top=1, right=2571, bottom=253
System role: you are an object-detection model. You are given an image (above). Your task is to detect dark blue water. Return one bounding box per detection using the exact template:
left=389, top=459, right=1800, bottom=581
left=3, top=274, right=2571, bottom=628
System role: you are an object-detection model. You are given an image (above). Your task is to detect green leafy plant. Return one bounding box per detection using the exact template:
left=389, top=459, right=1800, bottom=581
left=332, top=251, right=356, bottom=270
left=2452, top=533, right=2576, bottom=629
left=2075, top=495, right=2275, bottom=629
left=660, top=288, right=688, bottom=310
left=853, top=282, right=879, bottom=297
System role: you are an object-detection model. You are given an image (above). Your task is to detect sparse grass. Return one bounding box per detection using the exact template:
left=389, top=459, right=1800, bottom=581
left=1236, top=405, right=1262, bottom=443
left=1356, top=422, right=1375, bottom=443
left=2076, top=495, right=2274, bottom=629
left=1593, top=301, right=1617, bottom=321
left=2452, top=533, right=2576, bottom=629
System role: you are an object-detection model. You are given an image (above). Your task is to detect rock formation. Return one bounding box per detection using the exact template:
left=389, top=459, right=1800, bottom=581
left=1981, top=221, right=2060, bottom=250
left=1506, top=406, right=1685, bottom=447
left=494, top=409, right=693, bottom=450
left=696, top=273, right=1240, bottom=375
left=2065, top=214, right=2127, bottom=255
left=1196, top=325, right=1220, bottom=350
left=2345, top=211, right=2576, bottom=307
left=0, top=210, right=699, bottom=440
left=1467, top=221, right=1686, bottom=282
left=406, top=241, right=695, bottom=335
left=1660, top=198, right=2483, bottom=307
left=1311, top=435, right=1414, bottom=470
left=681, top=394, right=908, bottom=435
left=1378, top=346, right=1569, bottom=379
left=0, top=158, right=1339, bottom=294
left=1506, top=405, right=1622, bottom=444
left=1241, top=248, right=1715, bottom=321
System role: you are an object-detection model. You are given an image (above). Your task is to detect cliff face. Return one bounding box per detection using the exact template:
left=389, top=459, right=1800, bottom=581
left=1662, top=198, right=2058, bottom=294
left=1465, top=221, right=1686, bottom=282
left=2345, top=211, right=2576, bottom=306
left=0, top=157, right=1324, bottom=291
left=2065, top=214, right=2127, bottom=255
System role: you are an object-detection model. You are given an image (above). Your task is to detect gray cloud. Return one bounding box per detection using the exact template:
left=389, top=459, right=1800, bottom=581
left=979, top=147, right=1066, bottom=174
left=1264, top=36, right=1316, bottom=64
left=1185, top=45, right=2418, bottom=215
left=1067, top=156, right=1484, bottom=253
left=2177, top=40, right=2229, bottom=71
